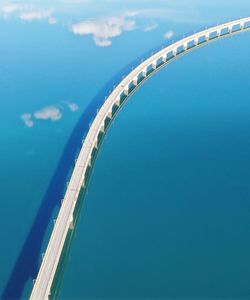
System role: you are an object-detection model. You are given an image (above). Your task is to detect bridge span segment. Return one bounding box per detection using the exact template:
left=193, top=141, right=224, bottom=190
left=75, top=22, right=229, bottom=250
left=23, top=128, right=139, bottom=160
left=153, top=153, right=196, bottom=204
left=30, top=17, right=250, bottom=300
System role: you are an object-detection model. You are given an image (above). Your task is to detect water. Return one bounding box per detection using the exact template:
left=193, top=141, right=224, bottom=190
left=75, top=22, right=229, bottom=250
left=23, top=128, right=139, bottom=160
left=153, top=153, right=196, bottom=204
left=59, top=34, right=250, bottom=299
left=0, top=1, right=249, bottom=299
left=0, top=9, right=191, bottom=299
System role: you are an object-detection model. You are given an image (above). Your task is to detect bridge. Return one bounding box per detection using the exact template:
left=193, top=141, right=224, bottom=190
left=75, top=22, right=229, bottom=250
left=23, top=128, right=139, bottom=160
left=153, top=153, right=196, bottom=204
left=30, top=17, right=250, bottom=299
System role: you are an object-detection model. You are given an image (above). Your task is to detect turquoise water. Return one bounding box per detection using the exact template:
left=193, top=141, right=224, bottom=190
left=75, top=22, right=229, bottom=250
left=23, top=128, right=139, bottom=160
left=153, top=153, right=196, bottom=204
left=0, top=9, right=193, bottom=299
left=59, top=34, right=250, bottom=299
left=0, top=1, right=249, bottom=299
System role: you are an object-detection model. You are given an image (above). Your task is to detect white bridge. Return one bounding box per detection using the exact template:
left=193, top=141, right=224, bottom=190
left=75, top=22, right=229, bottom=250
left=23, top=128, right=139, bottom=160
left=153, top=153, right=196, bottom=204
left=30, top=17, right=250, bottom=299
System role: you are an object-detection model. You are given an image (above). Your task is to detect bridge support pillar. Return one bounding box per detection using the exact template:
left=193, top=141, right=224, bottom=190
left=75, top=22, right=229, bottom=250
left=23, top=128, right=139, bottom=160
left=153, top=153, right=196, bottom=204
left=132, top=78, right=138, bottom=85
left=94, top=139, right=98, bottom=149
left=82, top=177, right=86, bottom=188
left=124, top=88, right=129, bottom=96
left=152, top=61, right=157, bottom=69
left=69, top=214, right=74, bottom=230
left=100, top=124, right=105, bottom=133
left=115, top=99, right=120, bottom=106
left=107, top=111, right=112, bottom=119
left=142, top=68, right=147, bottom=77
left=87, top=157, right=92, bottom=167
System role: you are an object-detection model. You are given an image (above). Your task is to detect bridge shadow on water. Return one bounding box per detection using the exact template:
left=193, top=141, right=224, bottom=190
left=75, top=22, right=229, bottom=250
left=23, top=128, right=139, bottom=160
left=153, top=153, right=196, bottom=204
left=2, top=23, right=248, bottom=298
left=1, top=43, right=166, bottom=300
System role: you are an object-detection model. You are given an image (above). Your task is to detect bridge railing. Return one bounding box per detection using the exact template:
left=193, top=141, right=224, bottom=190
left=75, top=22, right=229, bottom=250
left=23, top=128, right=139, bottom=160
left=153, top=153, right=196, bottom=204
left=30, top=16, right=250, bottom=300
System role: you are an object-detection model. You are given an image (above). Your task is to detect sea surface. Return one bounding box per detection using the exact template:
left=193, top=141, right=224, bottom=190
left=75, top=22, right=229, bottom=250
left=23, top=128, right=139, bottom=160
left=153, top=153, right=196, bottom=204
left=0, top=1, right=249, bottom=299
left=58, top=34, right=250, bottom=299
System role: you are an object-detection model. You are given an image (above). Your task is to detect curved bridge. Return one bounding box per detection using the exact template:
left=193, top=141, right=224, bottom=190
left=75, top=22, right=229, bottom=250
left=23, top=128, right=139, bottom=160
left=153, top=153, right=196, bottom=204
left=30, top=17, right=250, bottom=299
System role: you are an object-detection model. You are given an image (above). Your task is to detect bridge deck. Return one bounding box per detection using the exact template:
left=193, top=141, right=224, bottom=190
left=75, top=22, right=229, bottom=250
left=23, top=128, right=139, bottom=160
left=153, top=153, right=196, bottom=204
left=30, top=17, right=250, bottom=300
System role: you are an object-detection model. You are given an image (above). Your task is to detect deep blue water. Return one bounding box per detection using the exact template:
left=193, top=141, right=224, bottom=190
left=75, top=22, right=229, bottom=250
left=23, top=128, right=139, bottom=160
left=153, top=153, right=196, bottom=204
left=0, top=1, right=249, bottom=299
left=59, top=34, right=250, bottom=299
left=0, top=18, right=192, bottom=300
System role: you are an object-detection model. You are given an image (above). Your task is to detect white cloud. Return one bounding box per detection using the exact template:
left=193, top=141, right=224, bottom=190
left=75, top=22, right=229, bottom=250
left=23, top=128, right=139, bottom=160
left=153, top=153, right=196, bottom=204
left=144, top=23, right=158, bottom=32
left=1, top=3, right=57, bottom=24
left=34, top=106, right=62, bottom=122
left=1, top=3, right=24, bottom=16
left=67, top=102, right=79, bottom=112
left=20, top=101, right=79, bottom=127
left=21, top=113, right=34, bottom=127
left=164, top=30, right=174, bottom=39
left=71, top=15, right=136, bottom=47
left=19, top=8, right=54, bottom=22
left=2, top=3, right=17, bottom=15
left=94, top=38, right=111, bottom=47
